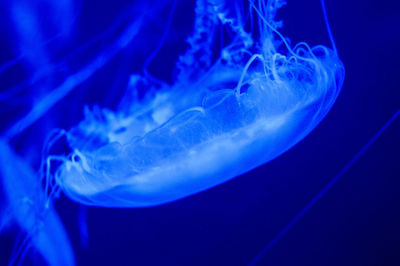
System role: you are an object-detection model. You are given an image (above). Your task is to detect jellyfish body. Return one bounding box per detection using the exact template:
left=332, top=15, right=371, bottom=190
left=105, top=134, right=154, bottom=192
left=0, top=140, right=75, bottom=265
left=55, top=0, right=345, bottom=207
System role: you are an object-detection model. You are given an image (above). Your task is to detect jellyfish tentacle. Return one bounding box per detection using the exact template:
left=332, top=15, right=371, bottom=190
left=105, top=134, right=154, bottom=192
left=0, top=140, right=75, bottom=265
left=176, top=0, right=219, bottom=81
left=320, top=0, right=338, bottom=55
left=143, top=0, right=179, bottom=79
left=235, top=53, right=264, bottom=97
left=3, top=14, right=144, bottom=140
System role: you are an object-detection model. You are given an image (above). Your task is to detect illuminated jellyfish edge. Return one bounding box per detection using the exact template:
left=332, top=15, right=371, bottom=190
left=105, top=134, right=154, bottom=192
left=0, top=140, right=75, bottom=265
left=58, top=63, right=344, bottom=207
left=53, top=1, right=344, bottom=208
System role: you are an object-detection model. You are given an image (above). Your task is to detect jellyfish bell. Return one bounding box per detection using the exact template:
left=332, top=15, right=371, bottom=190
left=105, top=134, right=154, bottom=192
left=55, top=0, right=344, bottom=207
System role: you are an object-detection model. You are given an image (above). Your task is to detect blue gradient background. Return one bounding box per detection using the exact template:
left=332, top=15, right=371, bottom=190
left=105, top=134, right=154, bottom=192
left=0, top=0, right=399, bottom=265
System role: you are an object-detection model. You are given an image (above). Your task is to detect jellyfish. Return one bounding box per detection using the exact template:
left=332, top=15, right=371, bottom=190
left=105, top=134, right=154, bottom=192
left=35, top=0, right=344, bottom=207
left=0, top=140, right=75, bottom=266
left=0, top=1, right=77, bottom=265
left=0, top=0, right=345, bottom=264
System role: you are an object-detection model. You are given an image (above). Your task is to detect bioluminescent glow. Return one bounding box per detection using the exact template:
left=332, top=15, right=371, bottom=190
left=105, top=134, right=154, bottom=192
left=54, top=0, right=344, bottom=207
left=0, top=0, right=344, bottom=264
left=0, top=141, right=75, bottom=266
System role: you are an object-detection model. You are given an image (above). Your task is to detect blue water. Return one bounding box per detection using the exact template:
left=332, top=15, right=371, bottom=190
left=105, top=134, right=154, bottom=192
left=0, top=0, right=399, bottom=265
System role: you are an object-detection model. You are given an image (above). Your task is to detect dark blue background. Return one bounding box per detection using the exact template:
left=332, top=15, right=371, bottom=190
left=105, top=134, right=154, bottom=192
left=0, top=0, right=399, bottom=265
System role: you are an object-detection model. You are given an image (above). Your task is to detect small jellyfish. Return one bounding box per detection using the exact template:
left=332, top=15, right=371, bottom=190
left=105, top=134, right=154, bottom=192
left=48, top=0, right=345, bottom=207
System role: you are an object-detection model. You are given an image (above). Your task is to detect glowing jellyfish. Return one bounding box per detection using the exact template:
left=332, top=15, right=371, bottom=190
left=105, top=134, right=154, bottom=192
left=0, top=1, right=77, bottom=264
left=46, top=0, right=345, bottom=208
left=1, top=0, right=344, bottom=263
left=0, top=140, right=75, bottom=265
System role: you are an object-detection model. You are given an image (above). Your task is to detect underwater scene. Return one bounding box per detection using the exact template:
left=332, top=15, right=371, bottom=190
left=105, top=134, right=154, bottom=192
left=0, top=0, right=399, bottom=265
